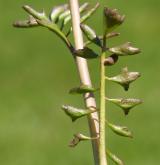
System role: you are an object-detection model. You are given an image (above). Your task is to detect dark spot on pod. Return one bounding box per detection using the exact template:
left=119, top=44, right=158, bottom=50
left=104, top=54, right=118, bottom=66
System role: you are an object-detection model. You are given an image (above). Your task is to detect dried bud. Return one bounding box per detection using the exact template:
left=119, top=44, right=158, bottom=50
left=107, top=150, right=124, bottom=165
left=106, top=32, right=120, bottom=39
left=50, top=4, right=68, bottom=23
left=13, top=16, right=38, bottom=28
left=106, top=67, right=141, bottom=90
left=104, top=54, right=119, bottom=66
left=69, top=85, right=98, bottom=95
left=109, top=42, right=141, bottom=56
left=74, top=47, right=99, bottom=59
left=69, top=133, right=98, bottom=147
left=104, top=7, right=125, bottom=33
left=106, top=98, right=143, bottom=115
left=108, top=122, right=133, bottom=138
left=61, top=105, right=96, bottom=122
left=81, top=24, right=102, bottom=47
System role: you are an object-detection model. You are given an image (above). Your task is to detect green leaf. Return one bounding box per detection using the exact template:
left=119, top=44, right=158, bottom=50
left=36, top=19, right=71, bottom=48
left=74, top=47, right=99, bottom=59
left=69, top=133, right=98, bottom=147
left=106, top=150, right=124, bottom=165
left=23, top=5, right=49, bottom=21
left=80, top=3, right=100, bottom=23
left=104, top=7, right=125, bottom=33
left=109, top=42, right=141, bottom=56
left=107, top=122, right=133, bottom=138
left=106, top=98, right=143, bottom=115
left=106, top=67, right=141, bottom=91
left=69, top=85, right=98, bottom=94
left=81, top=24, right=102, bottom=47
left=61, top=105, right=96, bottom=122
left=104, top=54, right=119, bottom=66
left=49, top=4, right=68, bottom=23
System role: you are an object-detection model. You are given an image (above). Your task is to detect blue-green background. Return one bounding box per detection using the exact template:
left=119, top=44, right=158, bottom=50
left=0, top=0, right=159, bottom=164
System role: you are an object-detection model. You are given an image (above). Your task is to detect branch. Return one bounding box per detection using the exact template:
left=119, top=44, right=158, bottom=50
left=69, top=0, right=99, bottom=164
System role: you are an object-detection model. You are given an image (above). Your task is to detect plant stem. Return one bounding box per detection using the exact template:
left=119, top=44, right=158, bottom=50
left=69, top=0, right=99, bottom=164
left=99, top=52, right=108, bottom=165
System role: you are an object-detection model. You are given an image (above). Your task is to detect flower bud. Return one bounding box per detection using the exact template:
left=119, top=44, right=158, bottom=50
left=49, top=4, right=68, bottom=23
left=106, top=98, right=143, bottom=115
left=69, top=133, right=98, bottom=147
left=104, top=7, right=125, bottom=33
left=81, top=24, right=102, bottom=47
left=74, top=47, right=99, bottom=59
left=106, top=67, right=141, bottom=90
left=69, top=85, right=98, bottom=95
left=109, top=42, right=141, bottom=56
left=108, top=122, right=133, bottom=138
left=61, top=105, right=96, bottom=122
left=107, top=150, right=124, bottom=165
left=104, top=54, right=119, bottom=66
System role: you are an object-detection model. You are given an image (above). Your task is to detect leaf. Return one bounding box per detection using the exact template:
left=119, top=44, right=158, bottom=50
left=61, top=105, right=96, bottom=122
left=107, top=122, right=133, bottom=138
left=106, top=150, right=124, bottom=165
left=104, top=7, right=125, bottom=33
left=63, top=3, right=89, bottom=26
left=23, top=5, right=49, bottom=21
left=74, top=47, right=99, bottom=59
left=80, top=3, right=100, bottom=23
left=69, top=133, right=98, bottom=147
left=106, top=98, right=143, bottom=115
left=69, top=85, right=98, bottom=94
left=109, top=42, right=141, bottom=56
left=106, top=67, right=141, bottom=91
left=81, top=24, right=102, bottom=47
left=49, top=4, right=68, bottom=23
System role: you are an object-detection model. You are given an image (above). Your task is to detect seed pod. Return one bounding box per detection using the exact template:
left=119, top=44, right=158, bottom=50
left=74, top=47, right=99, bottom=59
left=106, top=98, right=143, bottom=115
left=104, top=7, right=125, bottom=33
left=50, top=4, right=68, bottom=23
left=104, top=54, right=119, bottom=66
left=61, top=105, right=96, bottom=122
left=69, top=85, right=98, bottom=95
left=109, top=42, right=141, bottom=56
left=107, top=122, right=133, bottom=138
left=23, top=5, right=48, bottom=21
left=106, top=150, right=124, bottom=165
left=106, top=67, right=141, bottom=91
left=80, top=3, right=100, bottom=23
left=81, top=24, right=102, bottom=47
left=69, top=133, right=98, bottom=147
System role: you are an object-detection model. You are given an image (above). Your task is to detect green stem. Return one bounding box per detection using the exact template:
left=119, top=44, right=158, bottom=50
left=99, top=51, right=108, bottom=165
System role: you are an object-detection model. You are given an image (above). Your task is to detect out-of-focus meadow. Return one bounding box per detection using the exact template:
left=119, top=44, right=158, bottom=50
left=0, top=0, right=159, bottom=164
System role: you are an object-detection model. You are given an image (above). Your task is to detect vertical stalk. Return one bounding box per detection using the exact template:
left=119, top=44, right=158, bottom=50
left=69, top=0, right=99, bottom=164
left=99, top=52, right=108, bottom=165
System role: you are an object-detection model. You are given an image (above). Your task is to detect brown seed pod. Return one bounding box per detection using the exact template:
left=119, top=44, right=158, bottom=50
left=104, top=54, right=119, bottom=66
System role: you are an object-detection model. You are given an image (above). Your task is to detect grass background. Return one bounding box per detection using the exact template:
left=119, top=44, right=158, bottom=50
left=0, top=0, right=159, bottom=164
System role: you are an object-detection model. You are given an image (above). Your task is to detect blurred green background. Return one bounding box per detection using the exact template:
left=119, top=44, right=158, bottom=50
left=0, top=0, right=159, bottom=164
